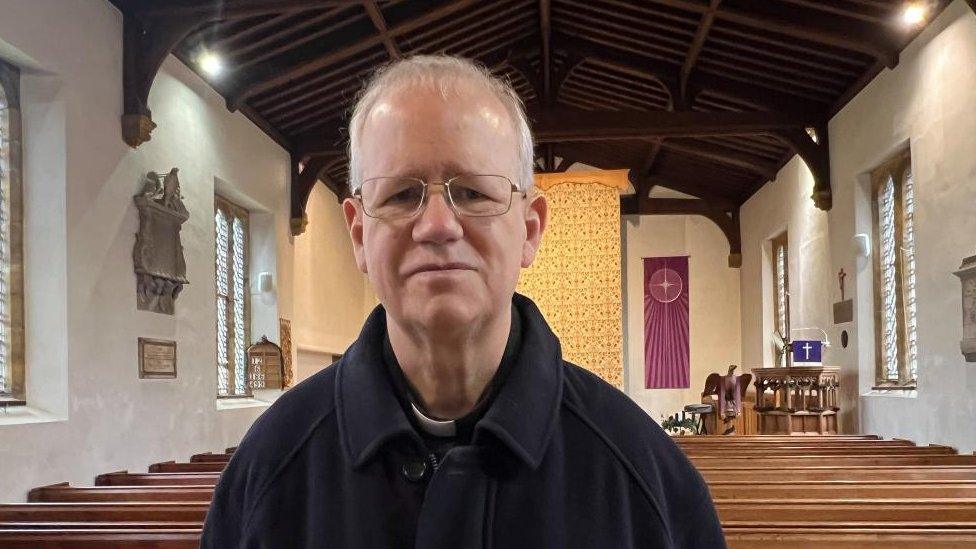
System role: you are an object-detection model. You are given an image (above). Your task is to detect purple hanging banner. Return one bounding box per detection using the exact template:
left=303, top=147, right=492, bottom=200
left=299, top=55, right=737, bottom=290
left=644, top=256, right=690, bottom=389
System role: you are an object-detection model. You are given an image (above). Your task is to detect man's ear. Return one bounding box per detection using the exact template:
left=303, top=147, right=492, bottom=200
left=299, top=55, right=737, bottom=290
left=342, top=197, right=369, bottom=274
left=521, top=192, right=548, bottom=268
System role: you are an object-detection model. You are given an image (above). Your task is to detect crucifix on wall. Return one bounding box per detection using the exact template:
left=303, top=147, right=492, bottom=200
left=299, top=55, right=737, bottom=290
left=833, top=267, right=853, bottom=324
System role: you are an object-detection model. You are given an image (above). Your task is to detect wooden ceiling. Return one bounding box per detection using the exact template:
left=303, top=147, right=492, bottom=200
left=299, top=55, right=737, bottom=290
left=111, top=0, right=951, bottom=262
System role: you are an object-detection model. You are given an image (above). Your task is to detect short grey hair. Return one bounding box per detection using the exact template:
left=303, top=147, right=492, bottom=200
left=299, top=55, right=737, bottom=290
left=347, top=54, right=535, bottom=192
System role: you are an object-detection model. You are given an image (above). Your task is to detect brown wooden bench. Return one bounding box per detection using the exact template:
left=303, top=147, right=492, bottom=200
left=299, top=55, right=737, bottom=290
left=707, top=480, right=976, bottom=499
left=0, top=521, right=202, bottom=530
left=149, top=461, right=226, bottom=473
left=714, top=498, right=976, bottom=522
left=690, top=454, right=976, bottom=467
left=680, top=435, right=882, bottom=441
left=699, top=465, right=976, bottom=482
left=95, top=472, right=220, bottom=486
left=0, top=529, right=200, bottom=547
left=683, top=446, right=956, bottom=456
left=189, top=453, right=232, bottom=463
left=28, top=484, right=214, bottom=503
left=723, top=526, right=976, bottom=548
left=0, top=503, right=208, bottom=523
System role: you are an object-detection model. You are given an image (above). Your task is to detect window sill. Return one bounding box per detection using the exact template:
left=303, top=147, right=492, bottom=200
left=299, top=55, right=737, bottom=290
left=215, top=389, right=283, bottom=411
left=862, top=386, right=918, bottom=398
left=0, top=404, right=66, bottom=426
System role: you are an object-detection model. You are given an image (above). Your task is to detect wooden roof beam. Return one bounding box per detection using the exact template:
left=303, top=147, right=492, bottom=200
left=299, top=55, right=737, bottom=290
left=632, top=173, right=741, bottom=206
left=130, top=0, right=344, bottom=20
left=556, top=33, right=828, bottom=118
left=290, top=154, right=347, bottom=236
left=649, top=0, right=899, bottom=68
left=678, top=0, right=722, bottom=109
left=119, top=11, right=204, bottom=147
left=363, top=1, right=402, bottom=60
left=778, top=125, right=832, bottom=211
left=539, top=0, right=552, bottom=104
left=634, top=140, right=664, bottom=197
left=531, top=108, right=817, bottom=142
left=229, top=0, right=481, bottom=110
left=228, top=5, right=356, bottom=65
left=660, top=140, right=778, bottom=180
left=620, top=196, right=741, bottom=267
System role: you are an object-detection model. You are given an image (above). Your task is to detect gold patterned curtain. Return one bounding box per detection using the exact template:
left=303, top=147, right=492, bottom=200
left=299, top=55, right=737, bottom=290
left=517, top=170, right=627, bottom=387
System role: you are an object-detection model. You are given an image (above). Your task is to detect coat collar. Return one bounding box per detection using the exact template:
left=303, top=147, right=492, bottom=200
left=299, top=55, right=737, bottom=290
left=336, top=294, right=563, bottom=471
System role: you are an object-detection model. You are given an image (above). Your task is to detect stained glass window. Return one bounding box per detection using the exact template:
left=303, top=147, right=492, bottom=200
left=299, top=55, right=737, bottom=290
left=772, top=232, right=789, bottom=343
left=214, top=195, right=250, bottom=397
left=872, top=150, right=918, bottom=388
left=878, top=175, right=899, bottom=380
left=0, top=77, right=9, bottom=395
left=0, top=60, right=24, bottom=403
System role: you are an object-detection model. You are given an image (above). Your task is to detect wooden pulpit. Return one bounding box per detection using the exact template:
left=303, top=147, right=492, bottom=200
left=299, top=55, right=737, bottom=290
left=751, top=366, right=840, bottom=435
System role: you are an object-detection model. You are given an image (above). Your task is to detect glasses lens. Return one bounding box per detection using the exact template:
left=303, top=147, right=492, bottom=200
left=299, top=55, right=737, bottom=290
left=360, top=177, right=424, bottom=219
left=449, top=175, right=513, bottom=216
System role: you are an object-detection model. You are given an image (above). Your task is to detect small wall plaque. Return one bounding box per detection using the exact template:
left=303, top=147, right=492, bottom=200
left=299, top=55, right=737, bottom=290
left=833, top=299, right=853, bottom=324
left=139, top=337, right=177, bottom=379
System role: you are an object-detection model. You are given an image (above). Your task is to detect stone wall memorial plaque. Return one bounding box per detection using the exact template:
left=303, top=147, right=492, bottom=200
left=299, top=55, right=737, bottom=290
left=133, top=168, right=189, bottom=315
left=139, top=337, right=177, bottom=379
left=953, top=254, right=976, bottom=362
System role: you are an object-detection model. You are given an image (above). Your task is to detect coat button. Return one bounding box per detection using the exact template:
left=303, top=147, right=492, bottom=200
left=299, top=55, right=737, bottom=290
left=402, top=459, right=428, bottom=482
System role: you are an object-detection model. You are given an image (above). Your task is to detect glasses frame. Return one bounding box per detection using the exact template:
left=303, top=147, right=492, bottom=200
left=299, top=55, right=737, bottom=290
left=352, top=174, right=526, bottom=220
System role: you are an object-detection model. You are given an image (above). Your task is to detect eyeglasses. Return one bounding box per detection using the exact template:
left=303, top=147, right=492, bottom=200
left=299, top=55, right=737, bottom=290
left=353, top=174, right=524, bottom=220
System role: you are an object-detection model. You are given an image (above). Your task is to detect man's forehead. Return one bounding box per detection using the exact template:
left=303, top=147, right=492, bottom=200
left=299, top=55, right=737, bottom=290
left=364, top=82, right=513, bottom=131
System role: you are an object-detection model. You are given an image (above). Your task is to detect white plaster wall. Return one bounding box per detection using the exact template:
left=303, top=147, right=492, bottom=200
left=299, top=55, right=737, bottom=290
left=738, top=157, right=842, bottom=423
left=740, top=1, right=976, bottom=450
left=622, top=214, right=742, bottom=421
left=292, top=183, right=371, bottom=362
left=0, top=0, right=293, bottom=500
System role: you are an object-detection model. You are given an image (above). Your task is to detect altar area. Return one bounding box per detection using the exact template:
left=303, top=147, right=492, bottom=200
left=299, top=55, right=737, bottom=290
left=752, top=366, right=840, bottom=435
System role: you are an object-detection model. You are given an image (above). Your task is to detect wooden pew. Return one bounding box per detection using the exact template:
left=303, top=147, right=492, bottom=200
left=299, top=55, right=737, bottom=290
left=700, top=466, right=976, bottom=482
left=189, top=453, right=231, bottom=463
left=723, top=526, right=976, bottom=548
left=690, top=454, right=976, bottom=467
left=0, top=503, right=208, bottom=522
left=149, top=461, right=226, bottom=473
left=95, top=472, right=220, bottom=487
left=714, top=498, right=976, bottom=522
left=682, top=446, right=956, bottom=456
left=0, top=529, right=200, bottom=547
left=0, top=522, right=201, bottom=529
left=679, top=435, right=882, bottom=441
left=28, top=484, right=214, bottom=503
left=708, top=480, right=976, bottom=499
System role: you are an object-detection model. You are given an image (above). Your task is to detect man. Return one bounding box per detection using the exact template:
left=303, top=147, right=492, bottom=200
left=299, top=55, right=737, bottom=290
left=202, top=55, right=724, bottom=548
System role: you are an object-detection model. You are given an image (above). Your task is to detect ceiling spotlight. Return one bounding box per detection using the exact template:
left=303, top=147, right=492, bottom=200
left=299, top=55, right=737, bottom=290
left=902, top=3, right=927, bottom=27
left=806, top=127, right=819, bottom=144
left=198, top=51, right=223, bottom=77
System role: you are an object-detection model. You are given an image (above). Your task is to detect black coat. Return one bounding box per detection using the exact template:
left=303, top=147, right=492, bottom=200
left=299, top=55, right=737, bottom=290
left=201, top=295, right=725, bottom=548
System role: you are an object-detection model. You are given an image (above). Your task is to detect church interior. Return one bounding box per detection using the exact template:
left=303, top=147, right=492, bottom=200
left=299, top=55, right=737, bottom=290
left=1, top=0, right=976, bottom=546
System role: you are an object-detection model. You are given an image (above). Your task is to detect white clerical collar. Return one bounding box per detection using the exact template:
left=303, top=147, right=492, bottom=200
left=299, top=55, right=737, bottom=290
left=410, top=402, right=457, bottom=437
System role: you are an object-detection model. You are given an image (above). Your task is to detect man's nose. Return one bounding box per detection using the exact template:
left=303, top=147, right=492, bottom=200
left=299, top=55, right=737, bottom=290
left=412, top=188, right=463, bottom=244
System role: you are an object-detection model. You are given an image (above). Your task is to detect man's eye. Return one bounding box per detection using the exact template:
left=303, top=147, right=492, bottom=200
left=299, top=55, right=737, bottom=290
left=385, top=187, right=422, bottom=204
left=455, top=187, right=487, bottom=201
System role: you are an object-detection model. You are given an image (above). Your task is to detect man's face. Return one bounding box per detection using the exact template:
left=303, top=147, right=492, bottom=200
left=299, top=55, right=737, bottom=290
left=343, top=82, right=547, bottom=333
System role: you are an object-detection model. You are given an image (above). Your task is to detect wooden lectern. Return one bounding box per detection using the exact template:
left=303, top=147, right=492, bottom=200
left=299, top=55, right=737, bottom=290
left=751, top=366, right=840, bottom=435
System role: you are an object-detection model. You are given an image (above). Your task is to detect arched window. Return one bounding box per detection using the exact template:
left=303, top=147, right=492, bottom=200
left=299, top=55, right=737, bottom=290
left=214, top=194, right=251, bottom=397
left=871, top=149, right=917, bottom=389
left=0, top=60, right=25, bottom=405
